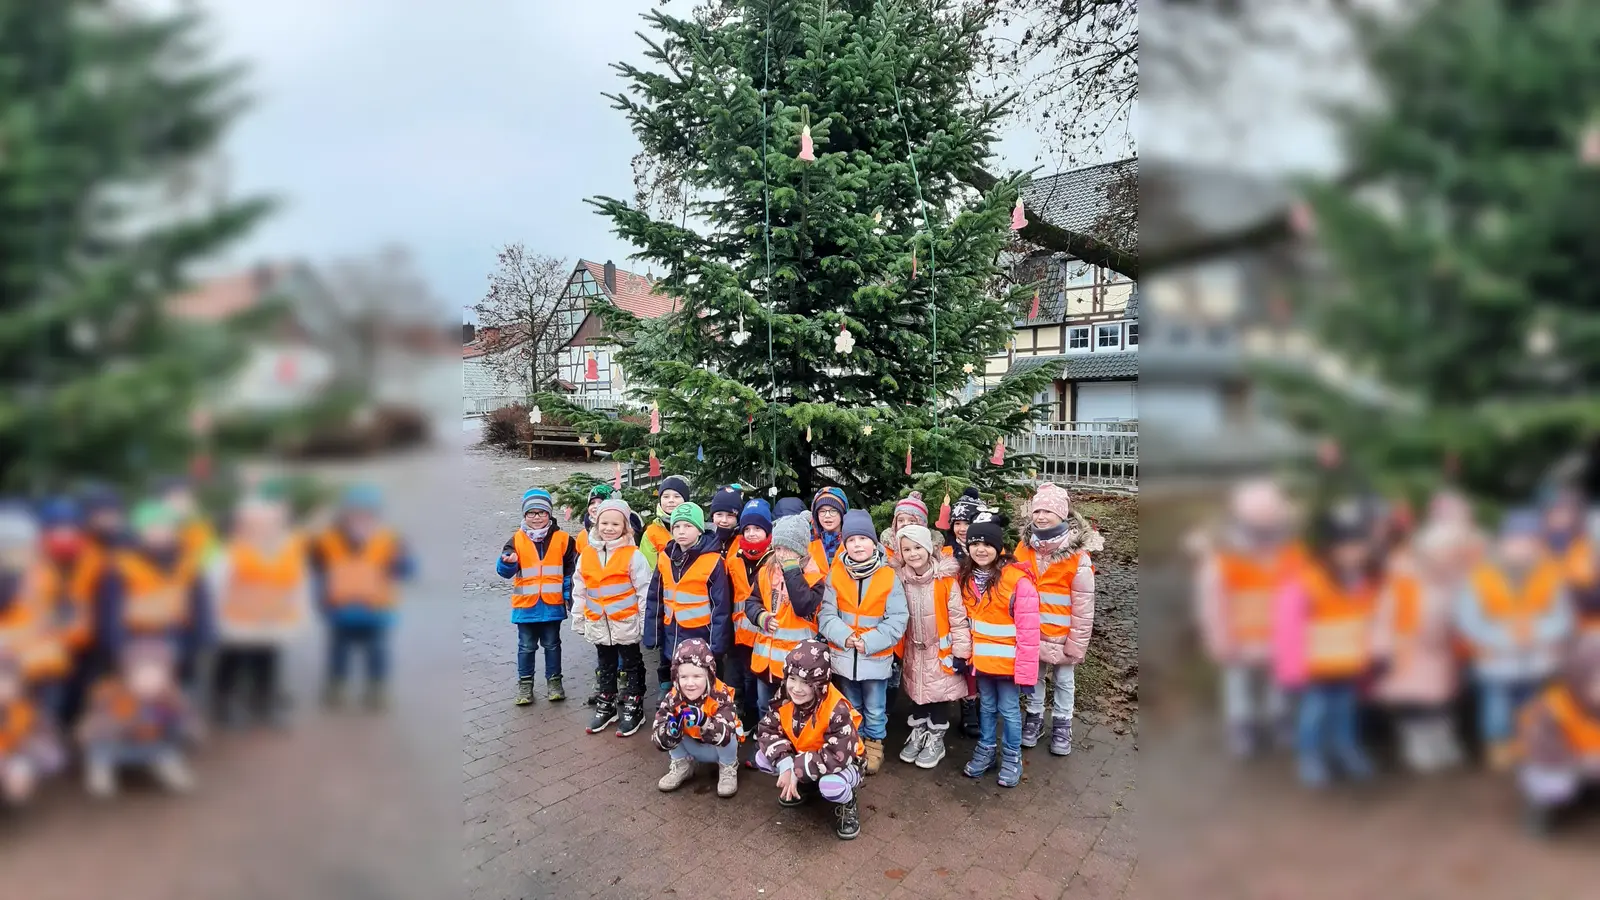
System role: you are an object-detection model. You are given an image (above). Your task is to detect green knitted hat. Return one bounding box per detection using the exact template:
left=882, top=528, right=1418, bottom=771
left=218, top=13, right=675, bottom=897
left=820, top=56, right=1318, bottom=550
left=129, top=500, right=180, bottom=532
left=668, top=502, right=706, bottom=533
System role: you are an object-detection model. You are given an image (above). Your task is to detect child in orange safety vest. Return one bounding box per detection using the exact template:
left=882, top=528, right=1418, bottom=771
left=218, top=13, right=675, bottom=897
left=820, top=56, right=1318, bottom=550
left=1517, top=634, right=1600, bottom=836
left=92, top=500, right=213, bottom=693
left=0, top=503, right=75, bottom=725
left=640, top=476, right=691, bottom=573
left=753, top=639, right=866, bottom=841
left=205, top=485, right=312, bottom=728
left=652, top=638, right=743, bottom=797
left=497, top=488, right=577, bottom=707
left=723, top=498, right=773, bottom=733
left=957, top=510, right=1040, bottom=789
left=572, top=498, right=653, bottom=737
left=746, top=512, right=826, bottom=721
left=643, top=503, right=732, bottom=695
left=0, top=647, right=65, bottom=807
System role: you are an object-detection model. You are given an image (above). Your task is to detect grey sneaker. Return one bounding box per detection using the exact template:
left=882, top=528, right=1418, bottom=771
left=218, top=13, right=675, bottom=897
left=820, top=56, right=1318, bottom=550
left=915, top=728, right=948, bottom=769
left=1020, top=711, right=1045, bottom=748
left=86, top=761, right=117, bottom=799
left=899, top=724, right=928, bottom=764
left=657, top=757, right=694, bottom=792
left=1049, top=719, right=1073, bottom=756
left=716, top=762, right=739, bottom=798
left=514, top=677, right=535, bottom=707
left=153, top=753, right=196, bottom=794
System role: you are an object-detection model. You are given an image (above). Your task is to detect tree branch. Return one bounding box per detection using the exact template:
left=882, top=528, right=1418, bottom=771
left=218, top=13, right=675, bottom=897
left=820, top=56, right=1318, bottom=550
left=965, top=166, right=1139, bottom=279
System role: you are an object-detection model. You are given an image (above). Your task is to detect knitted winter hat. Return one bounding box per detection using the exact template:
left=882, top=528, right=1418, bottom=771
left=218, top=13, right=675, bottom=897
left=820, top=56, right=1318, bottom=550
left=669, top=502, right=706, bottom=533
left=658, top=476, right=691, bottom=501
left=586, top=483, right=615, bottom=504
left=0, top=503, right=38, bottom=551
left=670, top=637, right=719, bottom=683
left=739, top=499, right=773, bottom=534
left=771, top=514, right=814, bottom=557
left=79, top=483, right=123, bottom=514
left=341, top=483, right=384, bottom=511
left=966, top=509, right=1008, bottom=550
left=1501, top=508, right=1543, bottom=539
left=950, top=487, right=984, bottom=523
left=1030, top=483, right=1072, bottom=522
left=841, top=509, right=878, bottom=543
left=782, top=639, right=833, bottom=690
left=774, top=497, right=807, bottom=520
left=129, top=500, right=180, bottom=533
left=812, top=487, right=849, bottom=521
left=521, top=488, right=554, bottom=516
left=35, top=497, right=83, bottom=529
left=709, top=486, right=744, bottom=517
left=897, top=524, right=937, bottom=558
left=893, top=492, right=929, bottom=525
left=595, top=498, right=633, bottom=525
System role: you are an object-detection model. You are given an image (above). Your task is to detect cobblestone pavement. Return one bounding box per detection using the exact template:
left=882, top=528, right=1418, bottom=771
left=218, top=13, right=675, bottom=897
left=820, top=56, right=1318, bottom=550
left=462, top=439, right=1137, bottom=900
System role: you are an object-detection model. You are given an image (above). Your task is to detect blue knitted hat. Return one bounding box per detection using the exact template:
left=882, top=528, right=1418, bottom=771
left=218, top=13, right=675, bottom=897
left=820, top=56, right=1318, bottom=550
left=522, top=488, right=554, bottom=516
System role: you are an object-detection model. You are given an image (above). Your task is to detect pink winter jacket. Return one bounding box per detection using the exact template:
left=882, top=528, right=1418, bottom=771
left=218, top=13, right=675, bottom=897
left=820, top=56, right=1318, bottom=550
left=1019, top=522, right=1098, bottom=668
left=1270, top=576, right=1310, bottom=690
left=966, top=567, right=1042, bottom=688
left=897, top=554, right=973, bottom=705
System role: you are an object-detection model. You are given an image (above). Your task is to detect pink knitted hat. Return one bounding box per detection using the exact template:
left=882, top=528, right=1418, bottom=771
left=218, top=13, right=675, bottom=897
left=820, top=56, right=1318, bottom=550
left=1030, top=483, right=1072, bottom=521
left=893, top=491, right=929, bottom=525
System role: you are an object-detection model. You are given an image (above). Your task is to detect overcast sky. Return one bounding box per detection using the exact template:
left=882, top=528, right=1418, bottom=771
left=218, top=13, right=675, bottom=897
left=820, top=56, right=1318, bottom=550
left=189, top=1, right=1353, bottom=322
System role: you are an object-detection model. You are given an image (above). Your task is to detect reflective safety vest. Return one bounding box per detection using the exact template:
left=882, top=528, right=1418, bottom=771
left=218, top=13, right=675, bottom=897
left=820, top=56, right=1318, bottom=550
left=316, top=529, right=400, bottom=610
left=0, top=700, right=36, bottom=755
left=1015, top=544, right=1094, bottom=642
left=511, top=530, right=569, bottom=610
left=1532, top=683, right=1600, bottom=756
left=116, top=551, right=198, bottom=634
left=751, top=565, right=818, bottom=680
left=658, top=550, right=719, bottom=629
left=181, top=517, right=219, bottom=567
left=1300, top=563, right=1378, bottom=680
left=1470, top=559, right=1563, bottom=649
left=643, top=522, right=672, bottom=559
left=1215, top=544, right=1304, bottom=647
left=1558, top=537, right=1596, bottom=590
left=809, top=538, right=838, bottom=574
left=0, top=566, right=71, bottom=681
left=826, top=561, right=898, bottom=661
left=54, top=553, right=97, bottom=652
left=578, top=543, right=640, bottom=623
left=221, top=537, right=307, bottom=628
left=575, top=529, right=590, bottom=555
left=962, top=564, right=1032, bottom=677
left=779, top=683, right=864, bottom=756
left=923, top=577, right=960, bottom=675
left=684, top=682, right=743, bottom=743
left=726, top=544, right=769, bottom=648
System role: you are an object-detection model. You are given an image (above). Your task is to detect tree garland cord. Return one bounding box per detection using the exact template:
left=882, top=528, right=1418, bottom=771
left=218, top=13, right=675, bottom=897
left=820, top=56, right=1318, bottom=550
left=889, top=70, right=938, bottom=431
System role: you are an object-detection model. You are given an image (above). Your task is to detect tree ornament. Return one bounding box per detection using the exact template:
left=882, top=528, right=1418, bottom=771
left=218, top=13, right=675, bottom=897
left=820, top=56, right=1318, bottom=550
left=1289, top=199, right=1316, bottom=237
left=1583, top=122, right=1600, bottom=165
left=1028, top=467, right=1038, bottom=480
left=528, top=406, right=543, bottom=425
left=911, top=246, right=918, bottom=279
left=1021, top=404, right=1031, bottom=414
left=798, top=124, right=815, bottom=162
left=613, top=463, right=623, bottom=491
left=872, top=208, right=883, bottom=225
left=563, top=506, right=574, bottom=520
left=649, top=449, right=662, bottom=477
left=650, top=402, right=661, bottom=434
left=585, top=352, right=599, bottom=381
left=696, top=444, right=705, bottom=462
left=1028, top=290, right=1040, bottom=321
left=935, top=494, right=952, bottom=530
left=768, top=486, right=779, bottom=497
left=731, top=312, right=750, bottom=346
left=834, top=323, right=855, bottom=354
left=962, top=362, right=974, bottom=374
left=904, top=446, right=913, bottom=475
left=990, top=438, right=1006, bottom=465
left=1527, top=323, right=1555, bottom=357
left=805, top=424, right=813, bottom=442
left=862, top=424, right=873, bottom=436
left=1011, top=195, right=1027, bottom=231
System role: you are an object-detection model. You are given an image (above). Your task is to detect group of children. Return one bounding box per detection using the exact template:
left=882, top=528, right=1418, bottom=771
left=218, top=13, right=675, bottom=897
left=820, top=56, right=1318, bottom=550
left=0, top=477, right=411, bottom=807
left=1194, top=477, right=1600, bottom=834
left=497, top=476, right=1101, bottom=840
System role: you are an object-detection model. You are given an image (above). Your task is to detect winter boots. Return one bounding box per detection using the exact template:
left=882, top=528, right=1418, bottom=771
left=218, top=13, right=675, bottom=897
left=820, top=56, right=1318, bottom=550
left=1020, top=710, right=1045, bottom=748
left=960, top=699, right=981, bottom=738
left=515, top=677, right=535, bottom=707
left=658, top=757, right=694, bottom=792
left=899, top=722, right=929, bottom=764
left=963, top=741, right=997, bottom=778
left=834, top=796, right=861, bottom=841
left=321, top=682, right=344, bottom=710
left=546, top=676, right=566, bottom=703
left=1050, top=719, right=1073, bottom=756
left=862, top=738, right=885, bottom=775
left=916, top=725, right=949, bottom=769
left=587, top=694, right=619, bottom=734
left=585, top=666, right=605, bottom=705
left=997, top=747, right=1023, bottom=788
left=717, top=762, right=739, bottom=798
left=616, top=695, right=646, bottom=737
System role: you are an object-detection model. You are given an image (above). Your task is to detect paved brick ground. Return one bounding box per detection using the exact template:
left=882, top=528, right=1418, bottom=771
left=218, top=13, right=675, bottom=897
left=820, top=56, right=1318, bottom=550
left=461, top=445, right=1137, bottom=900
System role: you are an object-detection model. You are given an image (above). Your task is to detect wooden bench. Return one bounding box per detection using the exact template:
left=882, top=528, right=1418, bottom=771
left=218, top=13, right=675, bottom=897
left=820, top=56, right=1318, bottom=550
left=520, top=425, right=603, bottom=460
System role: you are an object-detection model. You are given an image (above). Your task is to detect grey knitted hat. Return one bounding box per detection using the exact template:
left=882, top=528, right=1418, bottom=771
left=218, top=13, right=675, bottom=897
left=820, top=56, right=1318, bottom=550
left=0, top=504, right=38, bottom=552
left=771, top=514, right=814, bottom=557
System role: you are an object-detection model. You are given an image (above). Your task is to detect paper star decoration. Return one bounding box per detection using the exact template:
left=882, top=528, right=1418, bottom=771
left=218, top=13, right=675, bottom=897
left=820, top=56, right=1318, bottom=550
left=731, top=312, right=750, bottom=346
left=528, top=406, right=543, bottom=425
left=834, top=323, right=855, bottom=354
left=1583, top=123, right=1600, bottom=165
left=962, top=362, right=974, bottom=374
left=862, top=424, right=873, bottom=436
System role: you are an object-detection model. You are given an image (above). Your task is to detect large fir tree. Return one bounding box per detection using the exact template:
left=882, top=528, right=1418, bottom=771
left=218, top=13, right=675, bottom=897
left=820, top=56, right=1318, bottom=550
left=543, top=0, right=1051, bottom=517
left=1268, top=0, right=1600, bottom=503
left=0, top=1, right=271, bottom=493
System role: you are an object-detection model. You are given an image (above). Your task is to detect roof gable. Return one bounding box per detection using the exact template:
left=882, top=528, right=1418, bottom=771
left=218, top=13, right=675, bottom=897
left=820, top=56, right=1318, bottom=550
left=578, top=260, right=679, bottom=319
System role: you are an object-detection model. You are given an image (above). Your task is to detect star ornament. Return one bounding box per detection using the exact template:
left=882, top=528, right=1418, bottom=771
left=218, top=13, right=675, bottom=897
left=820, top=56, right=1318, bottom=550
left=862, top=424, right=873, bottom=436
left=962, top=362, right=975, bottom=374
left=834, top=323, right=855, bottom=354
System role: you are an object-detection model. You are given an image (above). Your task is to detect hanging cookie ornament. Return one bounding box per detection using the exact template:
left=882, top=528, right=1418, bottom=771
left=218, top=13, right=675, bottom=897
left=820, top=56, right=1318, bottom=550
left=696, top=444, right=705, bottom=462
left=798, top=108, right=816, bottom=162
left=1583, top=119, right=1600, bottom=166
left=834, top=322, right=855, bottom=354
left=990, top=438, right=1006, bottom=466
left=649, top=449, right=662, bottom=477
left=649, top=402, right=661, bottom=434
left=1289, top=199, right=1316, bottom=238
left=961, top=362, right=974, bottom=375
left=585, top=352, right=599, bottom=381
left=592, top=431, right=603, bottom=443
left=1028, top=290, right=1041, bottom=321
left=528, top=406, right=543, bottom=425
left=612, top=463, right=623, bottom=491
left=805, top=424, right=813, bottom=442
left=904, top=446, right=913, bottom=476
left=1011, top=195, right=1028, bottom=231
left=731, top=312, right=750, bottom=346
left=862, top=424, right=874, bottom=436
left=935, top=493, right=952, bottom=530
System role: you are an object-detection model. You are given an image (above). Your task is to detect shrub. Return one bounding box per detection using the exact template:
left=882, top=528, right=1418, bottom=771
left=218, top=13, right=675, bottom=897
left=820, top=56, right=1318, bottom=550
left=484, top=403, right=527, bottom=448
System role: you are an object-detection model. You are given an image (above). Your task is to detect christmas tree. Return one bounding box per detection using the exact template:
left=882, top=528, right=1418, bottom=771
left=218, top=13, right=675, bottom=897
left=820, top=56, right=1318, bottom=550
left=540, top=0, right=1052, bottom=518
left=0, top=3, right=272, bottom=493
left=1267, top=0, right=1600, bottom=503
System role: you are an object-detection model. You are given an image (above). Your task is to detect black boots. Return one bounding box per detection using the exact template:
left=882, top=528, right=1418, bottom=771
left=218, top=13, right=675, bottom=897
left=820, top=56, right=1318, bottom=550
left=616, top=695, right=645, bottom=737
left=960, top=698, right=981, bottom=738
left=587, top=694, right=618, bottom=733
left=834, top=796, right=861, bottom=841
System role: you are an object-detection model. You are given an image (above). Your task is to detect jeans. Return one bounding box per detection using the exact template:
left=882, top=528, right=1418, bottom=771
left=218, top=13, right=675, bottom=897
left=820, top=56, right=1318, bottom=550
left=1222, top=662, right=1288, bottom=728
left=1478, top=678, right=1541, bottom=745
left=595, top=642, right=646, bottom=698
left=755, top=676, right=778, bottom=713
left=836, top=677, right=889, bottom=741
left=1025, top=662, right=1077, bottom=719
left=908, top=701, right=950, bottom=729
left=1295, top=680, right=1368, bottom=771
left=86, top=740, right=184, bottom=770
left=328, top=622, right=389, bottom=686
left=516, top=621, right=562, bottom=680
left=754, top=748, right=861, bottom=802
left=976, top=675, right=1023, bottom=752
left=670, top=737, right=739, bottom=765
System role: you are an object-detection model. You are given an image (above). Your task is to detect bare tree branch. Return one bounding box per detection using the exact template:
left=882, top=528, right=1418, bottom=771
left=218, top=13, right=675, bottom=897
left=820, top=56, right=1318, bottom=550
left=472, top=246, right=574, bottom=395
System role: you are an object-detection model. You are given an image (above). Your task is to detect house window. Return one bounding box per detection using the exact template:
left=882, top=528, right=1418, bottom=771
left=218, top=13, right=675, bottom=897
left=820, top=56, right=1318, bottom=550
left=1096, top=324, right=1122, bottom=349
left=1127, top=323, right=1139, bottom=346
left=1068, top=327, right=1090, bottom=350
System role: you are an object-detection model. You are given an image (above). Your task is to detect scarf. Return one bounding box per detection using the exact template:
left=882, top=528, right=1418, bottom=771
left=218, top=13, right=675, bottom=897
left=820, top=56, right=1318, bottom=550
left=819, top=529, right=842, bottom=565
left=843, top=547, right=886, bottom=580
left=520, top=522, right=551, bottom=542
left=738, top=535, right=772, bottom=561
left=972, top=565, right=999, bottom=596
left=1030, top=521, right=1075, bottom=554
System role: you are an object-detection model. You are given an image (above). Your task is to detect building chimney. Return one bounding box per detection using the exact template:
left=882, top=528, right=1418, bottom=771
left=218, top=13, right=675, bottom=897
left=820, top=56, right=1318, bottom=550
left=603, top=260, right=617, bottom=294
left=253, top=262, right=275, bottom=292
left=462, top=322, right=475, bottom=344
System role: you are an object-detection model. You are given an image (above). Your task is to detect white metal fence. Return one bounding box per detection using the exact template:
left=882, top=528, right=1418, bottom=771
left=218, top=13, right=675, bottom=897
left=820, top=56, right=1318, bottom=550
left=1007, top=420, right=1138, bottom=492
left=463, top=391, right=625, bottom=418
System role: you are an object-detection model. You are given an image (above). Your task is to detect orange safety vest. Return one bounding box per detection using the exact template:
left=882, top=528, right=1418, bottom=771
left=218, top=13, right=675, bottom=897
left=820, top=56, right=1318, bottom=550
left=1532, top=683, right=1600, bottom=756
left=725, top=544, right=769, bottom=648
left=826, top=560, right=899, bottom=661
left=1557, top=537, right=1596, bottom=590
left=809, top=538, right=839, bottom=574
left=115, top=550, right=197, bottom=634
left=575, top=530, right=590, bottom=554
left=779, top=683, right=864, bottom=756
left=578, top=543, right=640, bottom=623
left=0, top=701, right=36, bottom=754
left=1470, top=559, right=1563, bottom=648
left=962, top=564, right=1032, bottom=677
left=52, top=553, right=96, bottom=652
left=751, top=565, right=818, bottom=680
left=683, top=682, right=744, bottom=744
left=181, top=517, right=219, bottom=565
left=316, top=529, right=400, bottom=610
left=511, top=530, right=569, bottom=609
left=922, top=575, right=960, bottom=675
left=1215, top=544, right=1304, bottom=646
left=221, top=537, right=307, bottom=629
left=1300, top=563, right=1378, bottom=680
left=658, top=550, right=719, bottom=629
left=0, top=566, right=71, bottom=681
left=643, top=521, right=672, bottom=559
left=1016, top=544, right=1093, bottom=642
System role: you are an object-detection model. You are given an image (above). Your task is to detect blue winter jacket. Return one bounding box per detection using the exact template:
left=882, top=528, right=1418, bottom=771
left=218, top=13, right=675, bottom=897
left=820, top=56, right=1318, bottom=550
left=308, top=529, right=417, bottom=629
left=93, top=546, right=214, bottom=662
left=643, top=531, right=732, bottom=656
left=496, top=528, right=578, bottom=624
